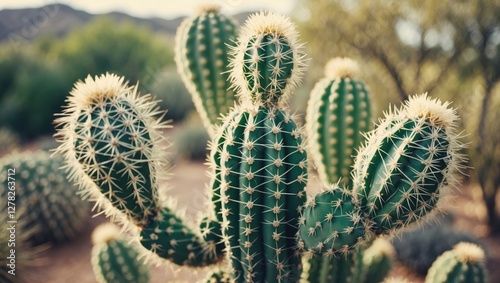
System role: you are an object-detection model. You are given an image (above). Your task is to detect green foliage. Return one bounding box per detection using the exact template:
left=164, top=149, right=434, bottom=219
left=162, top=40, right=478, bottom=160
left=173, top=115, right=210, bottom=161
left=150, top=68, right=195, bottom=123
left=425, top=242, right=488, bottom=283
left=0, top=150, right=89, bottom=245
left=92, top=223, right=149, bottom=283
left=392, top=223, right=483, bottom=275
left=54, top=17, right=173, bottom=86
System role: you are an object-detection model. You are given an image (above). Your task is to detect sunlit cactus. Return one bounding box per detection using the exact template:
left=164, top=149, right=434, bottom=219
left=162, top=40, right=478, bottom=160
left=54, top=73, right=224, bottom=267
left=306, top=57, right=371, bottom=185
left=0, top=150, right=89, bottom=245
left=218, top=11, right=308, bottom=282
left=425, top=242, right=487, bottom=283
left=91, top=223, right=150, bottom=283
left=352, top=94, right=464, bottom=234
left=175, top=4, right=238, bottom=137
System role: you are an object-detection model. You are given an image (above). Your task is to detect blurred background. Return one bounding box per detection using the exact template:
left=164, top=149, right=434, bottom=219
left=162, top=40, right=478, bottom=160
left=0, top=0, right=499, bottom=282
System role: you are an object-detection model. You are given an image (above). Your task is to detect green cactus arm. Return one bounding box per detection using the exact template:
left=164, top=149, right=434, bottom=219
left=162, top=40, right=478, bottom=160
left=306, top=57, right=371, bottom=186
left=361, top=238, right=395, bottom=283
left=175, top=5, right=238, bottom=136
left=54, top=73, right=225, bottom=267
left=352, top=94, right=464, bottom=234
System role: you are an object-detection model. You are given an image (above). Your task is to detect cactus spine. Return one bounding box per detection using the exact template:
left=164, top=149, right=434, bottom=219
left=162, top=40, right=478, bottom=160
left=92, top=223, right=150, bottom=283
left=218, top=11, right=308, bottom=282
left=425, top=242, right=487, bottom=283
left=306, top=57, right=371, bottom=185
left=54, top=73, right=224, bottom=267
left=0, top=150, right=89, bottom=245
left=175, top=5, right=238, bottom=137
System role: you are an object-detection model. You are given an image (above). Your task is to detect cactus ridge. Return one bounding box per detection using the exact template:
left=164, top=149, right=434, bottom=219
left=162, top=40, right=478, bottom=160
left=220, top=106, right=307, bottom=282
left=54, top=73, right=169, bottom=228
left=306, top=57, right=371, bottom=185
left=175, top=5, right=238, bottom=136
left=298, top=185, right=371, bottom=257
left=425, top=242, right=487, bottom=283
left=353, top=94, right=463, bottom=234
left=0, top=151, right=89, bottom=245
left=92, top=224, right=150, bottom=283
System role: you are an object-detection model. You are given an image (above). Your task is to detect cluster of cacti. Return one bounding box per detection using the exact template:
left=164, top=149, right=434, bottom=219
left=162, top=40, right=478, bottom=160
left=175, top=5, right=238, bottom=137
left=53, top=9, right=466, bottom=283
left=425, top=242, right=488, bottom=283
left=91, top=223, right=150, bottom=283
left=306, top=57, right=371, bottom=186
left=0, top=150, right=89, bottom=245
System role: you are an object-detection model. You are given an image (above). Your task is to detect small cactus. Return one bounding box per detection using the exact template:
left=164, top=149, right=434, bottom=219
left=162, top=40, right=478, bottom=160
left=0, top=150, right=89, bottom=245
left=54, top=73, right=224, bottom=267
left=175, top=4, right=238, bottom=136
left=217, top=11, right=308, bottom=282
left=91, top=223, right=149, bottom=283
left=425, top=242, right=487, bottom=283
left=306, top=57, right=371, bottom=185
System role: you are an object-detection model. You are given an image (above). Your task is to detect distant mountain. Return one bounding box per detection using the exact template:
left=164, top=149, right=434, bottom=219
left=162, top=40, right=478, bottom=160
left=0, top=4, right=251, bottom=42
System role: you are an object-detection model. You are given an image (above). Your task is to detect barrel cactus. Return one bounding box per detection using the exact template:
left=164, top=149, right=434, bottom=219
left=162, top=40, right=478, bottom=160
left=175, top=4, right=238, bottom=137
left=306, top=57, right=371, bottom=186
left=425, top=242, right=487, bottom=283
left=0, top=150, right=89, bottom=245
left=91, top=223, right=150, bottom=283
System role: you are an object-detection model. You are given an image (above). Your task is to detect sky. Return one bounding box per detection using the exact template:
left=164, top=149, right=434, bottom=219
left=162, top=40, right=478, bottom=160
left=0, top=0, right=299, bottom=19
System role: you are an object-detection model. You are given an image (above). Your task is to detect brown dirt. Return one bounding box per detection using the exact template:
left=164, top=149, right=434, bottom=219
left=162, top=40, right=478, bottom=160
left=27, top=160, right=500, bottom=283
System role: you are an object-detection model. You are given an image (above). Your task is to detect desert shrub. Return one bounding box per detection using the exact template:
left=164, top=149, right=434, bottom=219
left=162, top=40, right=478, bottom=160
left=172, top=114, right=209, bottom=161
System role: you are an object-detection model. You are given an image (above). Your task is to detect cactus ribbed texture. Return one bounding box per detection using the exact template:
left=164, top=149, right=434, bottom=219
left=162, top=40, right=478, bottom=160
left=299, top=94, right=463, bottom=256
left=353, top=94, right=463, bottom=234
left=301, top=247, right=366, bottom=283
left=0, top=151, right=89, bottom=245
left=175, top=5, right=238, bottom=136
left=92, top=223, right=149, bottom=283
left=298, top=185, right=370, bottom=257
left=218, top=11, right=308, bottom=282
left=306, top=57, right=371, bottom=185
left=425, top=242, right=487, bottom=283
left=54, top=73, right=224, bottom=267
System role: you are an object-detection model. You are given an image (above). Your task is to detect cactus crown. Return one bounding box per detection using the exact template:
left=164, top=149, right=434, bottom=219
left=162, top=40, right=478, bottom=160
left=196, top=4, right=221, bottom=14
left=91, top=223, right=121, bottom=245
left=453, top=242, right=485, bottom=264
left=229, top=11, right=306, bottom=107
left=324, top=57, right=360, bottom=79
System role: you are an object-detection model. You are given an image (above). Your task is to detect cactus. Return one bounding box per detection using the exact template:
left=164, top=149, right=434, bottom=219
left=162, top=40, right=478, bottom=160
left=91, top=223, right=149, bottom=283
left=306, top=57, right=371, bottom=185
left=54, top=73, right=225, bottom=266
left=0, top=150, right=89, bottom=245
left=215, top=11, right=308, bottom=282
left=361, top=238, right=394, bottom=283
left=175, top=5, right=238, bottom=137
left=205, top=270, right=233, bottom=283
left=425, top=242, right=487, bottom=283
left=299, top=94, right=463, bottom=254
